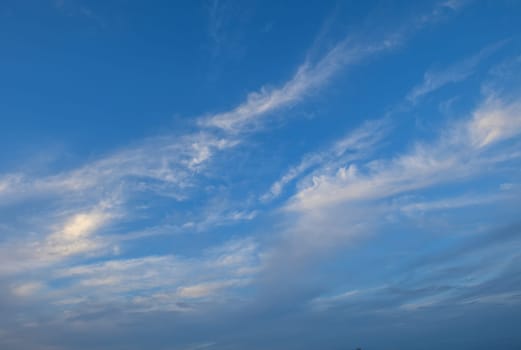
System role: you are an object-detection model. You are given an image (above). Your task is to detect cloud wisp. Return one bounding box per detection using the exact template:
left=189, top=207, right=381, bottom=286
left=199, top=1, right=465, bottom=134
left=407, top=40, right=507, bottom=103
left=286, top=93, right=521, bottom=212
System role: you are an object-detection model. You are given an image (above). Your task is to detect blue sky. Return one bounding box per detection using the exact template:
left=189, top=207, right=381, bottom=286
left=1, top=0, right=521, bottom=349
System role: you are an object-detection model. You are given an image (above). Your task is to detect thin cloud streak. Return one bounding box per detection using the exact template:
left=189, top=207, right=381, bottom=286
left=261, top=118, right=389, bottom=202
left=407, top=40, right=507, bottom=103
left=199, top=37, right=398, bottom=133
left=199, top=1, right=465, bottom=133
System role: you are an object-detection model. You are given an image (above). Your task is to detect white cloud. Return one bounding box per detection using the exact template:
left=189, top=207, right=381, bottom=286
left=262, top=119, right=388, bottom=201
left=255, top=87, right=521, bottom=270
left=461, top=292, right=521, bottom=306
left=442, top=0, right=468, bottom=10
left=200, top=1, right=469, bottom=135
left=0, top=4, right=467, bottom=276
left=53, top=211, right=109, bottom=240
left=176, top=280, right=242, bottom=299
left=0, top=199, right=119, bottom=277
left=35, top=238, right=261, bottom=309
left=199, top=37, right=401, bottom=133
left=407, top=41, right=506, bottom=103
left=468, top=97, right=521, bottom=148
left=309, top=285, right=386, bottom=311
left=199, top=0, right=467, bottom=134
left=0, top=3, right=475, bottom=333
left=286, top=94, right=521, bottom=212
left=0, top=132, right=238, bottom=205
left=398, top=192, right=508, bottom=214
left=500, top=183, right=515, bottom=191
left=0, top=174, right=23, bottom=195
left=42, top=197, right=119, bottom=260
left=11, top=282, right=43, bottom=297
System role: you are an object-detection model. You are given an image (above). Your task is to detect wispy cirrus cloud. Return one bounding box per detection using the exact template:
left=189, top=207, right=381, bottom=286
left=47, top=238, right=259, bottom=309
left=286, top=92, right=521, bottom=212
left=0, top=2, right=466, bottom=275
left=199, top=2, right=466, bottom=134
left=407, top=40, right=507, bottom=103
left=250, top=58, right=521, bottom=281
left=199, top=37, right=398, bottom=133
left=261, top=118, right=389, bottom=202
left=0, top=197, right=121, bottom=276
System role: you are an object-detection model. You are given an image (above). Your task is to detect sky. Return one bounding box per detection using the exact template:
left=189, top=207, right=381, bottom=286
left=1, top=0, right=521, bottom=349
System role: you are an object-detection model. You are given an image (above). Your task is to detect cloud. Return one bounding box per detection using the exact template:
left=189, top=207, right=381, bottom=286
left=0, top=174, right=22, bottom=195
left=18, top=238, right=261, bottom=312
left=0, top=196, right=121, bottom=277
left=407, top=40, right=506, bottom=103
left=261, top=119, right=389, bottom=201
left=398, top=192, right=509, bottom=214
left=5, top=3, right=520, bottom=350
left=52, top=0, right=106, bottom=27
left=253, top=59, right=521, bottom=282
left=0, top=132, right=239, bottom=204
left=0, top=2, right=461, bottom=293
left=206, top=0, right=236, bottom=54
left=0, top=3, right=467, bottom=266
left=199, top=0, right=465, bottom=134
left=198, top=37, right=399, bottom=133
left=442, top=0, right=471, bottom=11
left=0, top=131, right=248, bottom=277
left=176, top=280, right=243, bottom=299
left=285, top=93, right=521, bottom=212
left=54, top=210, right=110, bottom=240
left=11, top=282, right=43, bottom=298
left=469, top=96, right=521, bottom=148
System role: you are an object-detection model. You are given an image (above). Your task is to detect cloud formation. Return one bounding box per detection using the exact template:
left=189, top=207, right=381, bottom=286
left=1, top=1, right=520, bottom=349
